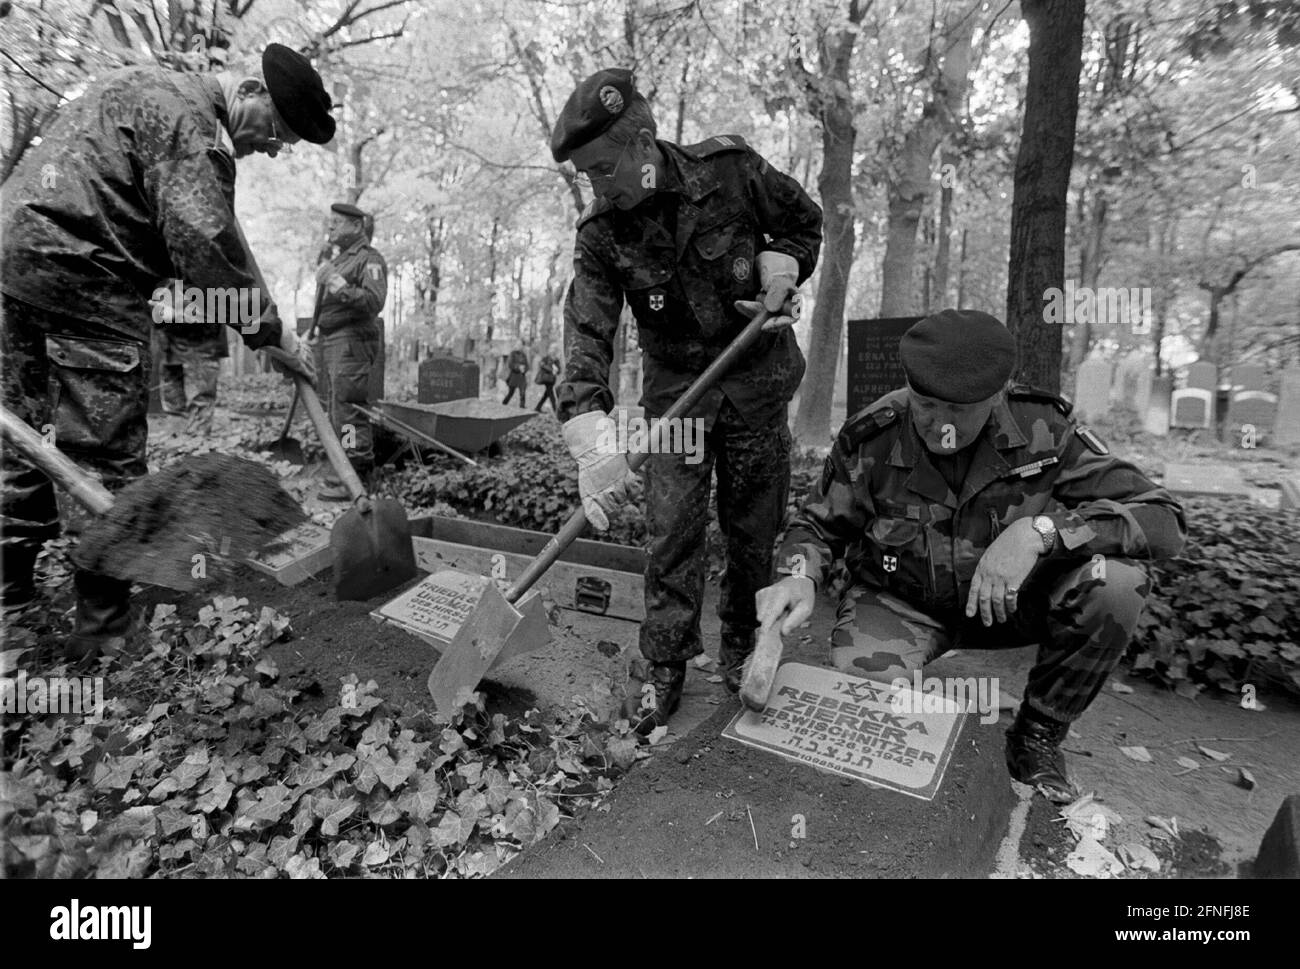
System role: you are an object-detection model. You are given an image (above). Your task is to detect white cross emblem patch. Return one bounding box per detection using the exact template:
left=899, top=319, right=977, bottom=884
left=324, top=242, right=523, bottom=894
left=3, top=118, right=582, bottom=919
left=883, top=554, right=898, bottom=573
left=367, top=264, right=382, bottom=281
left=649, top=292, right=664, bottom=311
left=732, top=257, right=750, bottom=281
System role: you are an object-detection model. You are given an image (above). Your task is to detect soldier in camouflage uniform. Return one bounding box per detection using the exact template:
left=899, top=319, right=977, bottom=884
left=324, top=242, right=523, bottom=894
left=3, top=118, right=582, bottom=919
left=0, top=44, right=332, bottom=659
left=312, top=201, right=387, bottom=501
left=760, top=310, right=1187, bottom=801
left=550, top=69, right=823, bottom=733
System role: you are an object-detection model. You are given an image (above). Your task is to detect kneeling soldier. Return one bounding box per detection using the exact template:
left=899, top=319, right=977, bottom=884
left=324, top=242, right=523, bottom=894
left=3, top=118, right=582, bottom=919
left=757, top=309, right=1186, bottom=801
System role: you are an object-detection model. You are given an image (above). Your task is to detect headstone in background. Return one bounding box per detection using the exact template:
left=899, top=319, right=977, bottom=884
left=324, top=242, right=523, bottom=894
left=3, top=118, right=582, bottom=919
left=1226, top=363, right=1279, bottom=442
left=1113, top=352, right=1149, bottom=409
left=1133, top=368, right=1154, bottom=417
left=1275, top=369, right=1300, bottom=447
left=419, top=354, right=478, bottom=404
left=1143, top=374, right=1172, bottom=436
left=846, top=317, right=922, bottom=416
left=1171, top=361, right=1217, bottom=429
left=1073, top=357, right=1114, bottom=421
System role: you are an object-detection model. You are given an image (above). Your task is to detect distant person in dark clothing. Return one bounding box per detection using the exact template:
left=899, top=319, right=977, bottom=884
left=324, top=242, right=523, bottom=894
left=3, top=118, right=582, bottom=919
left=534, top=352, right=560, bottom=412
left=503, top=347, right=529, bottom=406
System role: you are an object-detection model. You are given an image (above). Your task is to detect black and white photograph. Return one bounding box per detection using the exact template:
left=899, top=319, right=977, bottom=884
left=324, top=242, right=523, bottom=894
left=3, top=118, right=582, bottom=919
left=0, top=0, right=1296, bottom=945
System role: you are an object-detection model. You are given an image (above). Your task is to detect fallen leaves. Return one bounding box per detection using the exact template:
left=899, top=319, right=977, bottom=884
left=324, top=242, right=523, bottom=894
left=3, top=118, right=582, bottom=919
left=1119, top=745, right=1152, bottom=763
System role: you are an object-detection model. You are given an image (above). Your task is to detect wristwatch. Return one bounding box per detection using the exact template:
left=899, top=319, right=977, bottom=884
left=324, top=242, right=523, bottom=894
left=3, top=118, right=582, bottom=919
left=1030, top=515, right=1058, bottom=555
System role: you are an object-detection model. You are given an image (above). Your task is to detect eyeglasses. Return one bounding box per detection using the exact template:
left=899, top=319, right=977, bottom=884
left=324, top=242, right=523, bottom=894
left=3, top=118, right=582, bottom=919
left=574, top=139, right=632, bottom=190
left=267, top=116, right=294, bottom=156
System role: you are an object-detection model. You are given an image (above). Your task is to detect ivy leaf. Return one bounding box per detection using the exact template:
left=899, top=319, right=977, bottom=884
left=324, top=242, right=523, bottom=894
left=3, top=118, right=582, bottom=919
left=432, top=810, right=472, bottom=848
left=605, top=736, right=639, bottom=770
left=155, top=806, right=191, bottom=838
left=315, top=796, right=360, bottom=837
left=267, top=834, right=300, bottom=869
left=240, top=783, right=296, bottom=827
left=362, top=840, right=390, bottom=867
left=372, top=749, right=418, bottom=792
left=328, top=841, right=359, bottom=870
left=93, top=755, right=140, bottom=792
left=283, top=854, right=324, bottom=879
left=395, top=784, right=441, bottom=823
left=481, top=768, right=512, bottom=813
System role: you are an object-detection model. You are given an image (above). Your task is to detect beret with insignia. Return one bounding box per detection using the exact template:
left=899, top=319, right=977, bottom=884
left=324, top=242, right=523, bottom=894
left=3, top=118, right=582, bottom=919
left=900, top=308, right=1017, bottom=403
left=551, top=68, right=639, bottom=162
left=262, top=43, right=335, bottom=144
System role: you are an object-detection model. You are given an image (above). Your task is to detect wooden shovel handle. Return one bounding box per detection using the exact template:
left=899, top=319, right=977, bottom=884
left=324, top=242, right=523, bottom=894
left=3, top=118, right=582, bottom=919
left=506, top=307, right=774, bottom=603
left=0, top=404, right=115, bottom=516
left=295, top=375, right=366, bottom=500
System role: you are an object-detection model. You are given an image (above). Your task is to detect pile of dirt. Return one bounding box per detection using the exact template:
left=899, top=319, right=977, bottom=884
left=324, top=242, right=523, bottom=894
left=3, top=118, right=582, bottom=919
left=72, top=454, right=305, bottom=591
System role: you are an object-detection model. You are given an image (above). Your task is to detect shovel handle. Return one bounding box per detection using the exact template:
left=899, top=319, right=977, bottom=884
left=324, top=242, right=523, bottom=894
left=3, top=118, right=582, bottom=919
left=0, top=404, right=115, bottom=516
left=506, top=307, right=774, bottom=603
left=295, top=376, right=366, bottom=500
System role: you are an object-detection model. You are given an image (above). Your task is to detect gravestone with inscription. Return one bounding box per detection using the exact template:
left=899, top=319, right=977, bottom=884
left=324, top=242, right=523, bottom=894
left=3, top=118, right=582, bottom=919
left=1227, top=364, right=1279, bottom=442
left=1276, top=369, right=1300, bottom=447
left=1171, top=361, right=1217, bottom=429
left=1072, top=357, right=1114, bottom=422
left=418, top=354, right=479, bottom=404
left=846, top=317, right=922, bottom=416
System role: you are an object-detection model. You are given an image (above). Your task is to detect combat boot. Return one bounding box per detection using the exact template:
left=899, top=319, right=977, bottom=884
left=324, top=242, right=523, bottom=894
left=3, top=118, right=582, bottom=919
left=64, top=570, right=133, bottom=664
left=718, top=629, right=756, bottom=695
left=622, top=660, right=686, bottom=736
left=1005, top=704, right=1077, bottom=803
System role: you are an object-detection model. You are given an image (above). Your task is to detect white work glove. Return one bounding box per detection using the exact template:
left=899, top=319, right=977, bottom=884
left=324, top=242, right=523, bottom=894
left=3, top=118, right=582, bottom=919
left=733, top=251, right=802, bottom=331
left=563, top=411, right=632, bottom=532
left=262, top=323, right=316, bottom=383
left=755, top=575, right=817, bottom=636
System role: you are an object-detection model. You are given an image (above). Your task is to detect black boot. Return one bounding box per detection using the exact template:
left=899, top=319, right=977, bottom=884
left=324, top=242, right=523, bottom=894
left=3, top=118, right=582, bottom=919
left=622, top=660, right=687, bottom=737
left=65, top=569, right=133, bottom=663
left=1006, top=704, right=1077, bottom=803
left=719, top=629, right=756, bottom=695
left=1, top=540, right=40, bottom=611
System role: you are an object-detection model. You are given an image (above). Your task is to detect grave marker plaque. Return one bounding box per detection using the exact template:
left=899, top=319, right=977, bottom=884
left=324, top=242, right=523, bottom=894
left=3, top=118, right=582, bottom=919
left=419, top=355, right=478, bottom=404
left=846, top=317, right=921, bottom=417
left=722, top=662, right=966, bottom=801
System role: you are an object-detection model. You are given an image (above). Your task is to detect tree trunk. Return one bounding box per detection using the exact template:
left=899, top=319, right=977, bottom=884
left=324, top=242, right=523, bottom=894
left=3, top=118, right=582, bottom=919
left=1004, top=0, right=1086, bottom=393
left=930, top=150, right=957, bottom=309
left=878, top=13, right=975, bottom=317
left=790, top=0, right=868, bottom=447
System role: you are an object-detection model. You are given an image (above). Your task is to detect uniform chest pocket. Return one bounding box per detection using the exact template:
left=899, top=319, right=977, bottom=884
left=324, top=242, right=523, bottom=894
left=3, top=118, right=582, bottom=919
left=871, top=517, right=921, bottom=547
left=692, top=216, right=757, bottom=297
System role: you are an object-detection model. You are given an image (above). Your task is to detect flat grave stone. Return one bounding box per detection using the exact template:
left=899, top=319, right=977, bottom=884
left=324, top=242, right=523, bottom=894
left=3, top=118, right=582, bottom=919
left=1163, top=462, right=1253, bottom=498
left=722, top=662, right=966, bottom=801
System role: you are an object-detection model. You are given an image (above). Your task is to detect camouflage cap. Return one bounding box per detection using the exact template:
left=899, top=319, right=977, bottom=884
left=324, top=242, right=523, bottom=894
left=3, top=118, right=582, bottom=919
left=550, top=68, right=638, bottom=162
left=901, top=309, right=1017, bottom=403
left=262, top=43, right=335, bottom=144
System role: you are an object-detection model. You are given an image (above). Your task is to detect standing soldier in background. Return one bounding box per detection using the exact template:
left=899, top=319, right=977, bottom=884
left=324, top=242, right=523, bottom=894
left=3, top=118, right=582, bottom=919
left=502, top=346, right=530, bottom=407
left=0, top=44, right=329, bottom=659
left=155, top=304, right=228, bottom=435
left=314, top=201, right=387, bottom=501
left=534, top=349, right=561, bottom=413
left=757, top=310, right=1187, bottom=801
left=551, top=68, right=823, bottom=733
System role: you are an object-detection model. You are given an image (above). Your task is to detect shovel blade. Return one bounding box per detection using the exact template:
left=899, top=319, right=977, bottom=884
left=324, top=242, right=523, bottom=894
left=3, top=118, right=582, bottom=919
left=427, top=581, right=526, bottom=714
left=330, top=497, right=418, bottom=600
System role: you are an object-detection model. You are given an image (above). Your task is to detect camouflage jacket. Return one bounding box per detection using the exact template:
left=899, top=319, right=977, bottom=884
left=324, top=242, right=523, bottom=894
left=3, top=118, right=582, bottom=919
left=778, top=386, right=1187, bottom=613
left=557, top=135, right=822, bottom=428
left=315, top=238, right=387, bottom=336
left=0, top=67, right=281, bottom=349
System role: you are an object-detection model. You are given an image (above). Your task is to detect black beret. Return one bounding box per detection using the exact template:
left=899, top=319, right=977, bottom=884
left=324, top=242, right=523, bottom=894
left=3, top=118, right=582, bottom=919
left=550, top=68, right=637, bottom=162
left=262, top=43, right=335, bottom=144
left=330, top=202, right=367, bottom=219
left=900, top=309, right=1017, bottom=403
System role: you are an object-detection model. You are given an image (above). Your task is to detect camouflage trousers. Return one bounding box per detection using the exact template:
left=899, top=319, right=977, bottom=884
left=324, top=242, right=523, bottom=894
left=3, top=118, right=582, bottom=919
left=641, top=398, right=791, bottom=664
left=156, top=328, right=222, bottom=434
left=1, top=293, right=146, bottom=607
left=318, top=328, right=377, bottom=467
left=831, top=557, right=1152, bottom=722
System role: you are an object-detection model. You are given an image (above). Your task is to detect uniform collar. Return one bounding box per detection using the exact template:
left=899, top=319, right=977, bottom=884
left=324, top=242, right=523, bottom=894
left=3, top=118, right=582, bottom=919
left=887, top=393, right=1028, bottom=509
left=335, top=236, right=368, bottom=258
left=660, top=141, right=720, bottom=204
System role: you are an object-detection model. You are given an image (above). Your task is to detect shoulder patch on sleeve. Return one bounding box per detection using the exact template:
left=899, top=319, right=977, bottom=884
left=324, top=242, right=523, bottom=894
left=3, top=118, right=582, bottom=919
left=836, top=405, right=900, bottom=455
left=689, top=134, right=749, bottom=157
left=1075, top=425, right=1109, bottom=455
left=576, top=196, right=613, bottom=230
left=1008, top=383, right=1073, bottom=417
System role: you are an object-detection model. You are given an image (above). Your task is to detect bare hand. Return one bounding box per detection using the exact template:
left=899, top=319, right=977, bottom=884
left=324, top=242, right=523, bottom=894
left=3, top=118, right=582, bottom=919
left=755, top=575, right=816, bottom=636
left=966, top=517, right=1041, bottom=627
